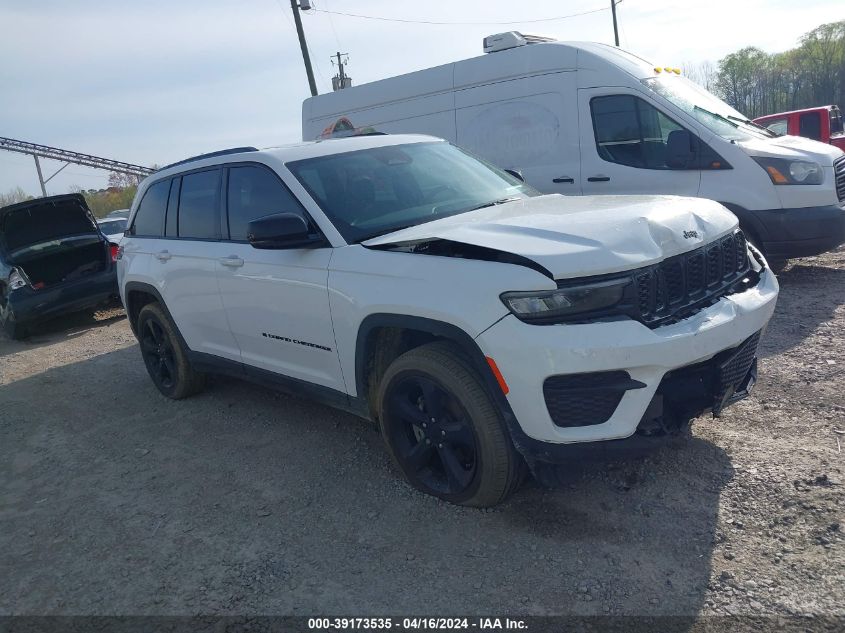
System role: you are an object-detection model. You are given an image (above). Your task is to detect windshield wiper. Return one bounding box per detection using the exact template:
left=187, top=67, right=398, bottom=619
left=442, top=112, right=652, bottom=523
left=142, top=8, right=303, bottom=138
left=464, top=197, right=522, bottom=212
left=726, top=114, right=777, bottom=137
left=358, top=197, right=521, bottom=243
left=694, top=105, right=738, bottom=128
left=357, top=223, right=420, bottom=243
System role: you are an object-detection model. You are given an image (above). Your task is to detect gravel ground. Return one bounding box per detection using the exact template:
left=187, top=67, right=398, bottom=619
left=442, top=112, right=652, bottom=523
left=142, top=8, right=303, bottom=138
left=1, top=250, right=843, bottom=618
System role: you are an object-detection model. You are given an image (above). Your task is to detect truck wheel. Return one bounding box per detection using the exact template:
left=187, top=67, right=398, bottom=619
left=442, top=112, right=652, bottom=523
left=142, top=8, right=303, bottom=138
left=136, top=303, right=205, bottom=399
left=377, top=342, right=524, bottom=507
left=0, top=297, right=28, bottom=340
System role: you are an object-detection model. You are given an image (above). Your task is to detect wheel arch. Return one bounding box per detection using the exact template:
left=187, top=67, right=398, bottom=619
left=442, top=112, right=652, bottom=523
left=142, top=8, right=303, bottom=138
left=718, top=202, right=767, bottom=253
left=123, top=282, right=186, bottom=345
left=354, top=313, right=511, bottom=422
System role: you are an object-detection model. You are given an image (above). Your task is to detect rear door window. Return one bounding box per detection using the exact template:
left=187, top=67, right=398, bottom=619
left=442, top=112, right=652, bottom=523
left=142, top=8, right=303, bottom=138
left=226, top=165, right=307, bottom=241
left=178, top=170, right=221, bottom=240
left=132, top=180, right=170, bottom=237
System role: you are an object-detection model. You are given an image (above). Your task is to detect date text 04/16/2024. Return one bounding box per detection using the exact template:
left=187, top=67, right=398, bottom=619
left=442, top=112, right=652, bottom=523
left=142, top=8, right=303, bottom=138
left=307, top=618, right=527, bottom=630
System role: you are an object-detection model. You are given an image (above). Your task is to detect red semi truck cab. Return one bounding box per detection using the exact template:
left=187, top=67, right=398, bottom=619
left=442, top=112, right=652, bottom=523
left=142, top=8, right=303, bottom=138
left=754, top=106, right=845, bottom=151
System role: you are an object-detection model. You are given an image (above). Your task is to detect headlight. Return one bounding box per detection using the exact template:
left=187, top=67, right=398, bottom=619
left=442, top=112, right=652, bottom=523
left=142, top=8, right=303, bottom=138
left=501, top=277, right=630, bottom=322
left=8, top=269, right=27, bottom=291
left=752, top=157, right=823, bottom=185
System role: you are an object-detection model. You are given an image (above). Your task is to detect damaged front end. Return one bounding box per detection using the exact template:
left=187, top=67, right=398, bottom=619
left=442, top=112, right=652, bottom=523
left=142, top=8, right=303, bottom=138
left=367, top=237, right=553, bottom=279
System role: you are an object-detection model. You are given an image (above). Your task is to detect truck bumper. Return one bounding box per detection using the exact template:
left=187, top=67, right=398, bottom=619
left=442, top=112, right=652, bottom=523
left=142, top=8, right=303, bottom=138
left=750, top=204, right=845, bottom=260
left=475, top=267, right=778, bottom=455
left=8, top=271, right=118, bottom=325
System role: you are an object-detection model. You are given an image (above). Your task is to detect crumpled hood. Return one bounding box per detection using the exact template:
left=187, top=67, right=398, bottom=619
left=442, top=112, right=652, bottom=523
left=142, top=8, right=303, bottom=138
left=738, top=134, right=844, bottom=164
left=363, top=194, right=739, bottom=279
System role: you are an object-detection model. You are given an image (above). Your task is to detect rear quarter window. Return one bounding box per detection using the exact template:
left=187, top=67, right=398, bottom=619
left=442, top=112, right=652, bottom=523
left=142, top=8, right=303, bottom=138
left=132, top=180, right=170, bottom=237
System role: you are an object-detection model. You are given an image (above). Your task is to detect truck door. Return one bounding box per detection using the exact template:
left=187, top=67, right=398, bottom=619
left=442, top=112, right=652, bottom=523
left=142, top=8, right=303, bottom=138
left=578, top=88, right=701, bottom=197
left=455, top=72, right=581, bottom=195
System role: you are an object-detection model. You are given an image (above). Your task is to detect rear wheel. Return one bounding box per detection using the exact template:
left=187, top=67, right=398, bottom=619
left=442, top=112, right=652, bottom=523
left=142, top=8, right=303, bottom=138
left=377, top=342, right=524, bottom=507
left=136, top=303, right=205, bottom=399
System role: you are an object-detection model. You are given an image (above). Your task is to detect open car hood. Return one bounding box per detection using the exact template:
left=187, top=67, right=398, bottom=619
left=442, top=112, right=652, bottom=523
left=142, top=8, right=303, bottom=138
left=363, top=194, right=739, bottom=279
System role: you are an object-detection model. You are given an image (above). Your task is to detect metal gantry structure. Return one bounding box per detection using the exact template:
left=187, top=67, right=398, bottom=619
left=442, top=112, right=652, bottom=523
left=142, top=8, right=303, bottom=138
left=0, top=136, right=154, bottom=197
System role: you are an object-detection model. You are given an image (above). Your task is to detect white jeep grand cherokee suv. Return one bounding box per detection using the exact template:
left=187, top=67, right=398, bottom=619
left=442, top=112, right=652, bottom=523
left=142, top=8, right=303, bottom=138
left=118, top=134, right=778, bottom=507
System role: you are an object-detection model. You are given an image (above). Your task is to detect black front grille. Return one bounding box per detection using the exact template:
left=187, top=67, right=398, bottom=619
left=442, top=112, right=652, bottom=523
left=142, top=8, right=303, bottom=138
left=835, top=156, right=845, bottom=203
left=714, top=331, right=761, bottom=413
left=643, top=330, right=762, bottom=424
left=543, top=371, right=645, bottom=428
left=635, top=229, right=752, bottom=327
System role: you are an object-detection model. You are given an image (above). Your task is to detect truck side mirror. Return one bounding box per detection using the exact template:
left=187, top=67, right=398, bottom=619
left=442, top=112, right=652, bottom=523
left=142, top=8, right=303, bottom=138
left=666, top=130, right=694, bottom=169
left=504, top=168, right=525, bottom=182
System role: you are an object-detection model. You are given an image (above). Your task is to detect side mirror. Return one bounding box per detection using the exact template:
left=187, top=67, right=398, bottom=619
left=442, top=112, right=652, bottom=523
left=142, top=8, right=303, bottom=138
left=247, top=213, right=323, bottom=249
left=504, top=168, right=525, bottom=182
left=666, top=130, right=695, bottom=169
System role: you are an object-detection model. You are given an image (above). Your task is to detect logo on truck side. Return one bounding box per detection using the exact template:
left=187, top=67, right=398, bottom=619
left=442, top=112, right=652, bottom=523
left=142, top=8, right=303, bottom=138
left=683, top=230, right=700, bottom=239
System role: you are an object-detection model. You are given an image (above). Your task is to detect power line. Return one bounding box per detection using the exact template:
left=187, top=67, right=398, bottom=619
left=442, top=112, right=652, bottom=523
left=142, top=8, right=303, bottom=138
left=316, top=0, right=343, bottom=50
left=309, top=4, right=618, bottom=27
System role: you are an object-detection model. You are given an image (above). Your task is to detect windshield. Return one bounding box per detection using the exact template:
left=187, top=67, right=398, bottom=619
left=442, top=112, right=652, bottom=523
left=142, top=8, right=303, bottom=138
left=98, top=218, right=127, bottom=234
left=287, top=141, right=537, bottom=243
left=643, top=75, right=775, bottom=141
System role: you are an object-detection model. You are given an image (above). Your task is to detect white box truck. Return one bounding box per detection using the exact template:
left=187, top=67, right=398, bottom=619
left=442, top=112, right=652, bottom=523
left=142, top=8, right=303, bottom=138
left=302, top=32, right=845, bottom=268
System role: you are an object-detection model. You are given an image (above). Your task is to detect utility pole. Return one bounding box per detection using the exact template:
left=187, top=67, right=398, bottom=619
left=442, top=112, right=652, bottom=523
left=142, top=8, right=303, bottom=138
left=290, top=0, right=318, bottom=96
left=33, top=155, right=47, bottom=197
left=610, top=0, right=620, bottom=47
left=331, top=52, right=352, bottom=91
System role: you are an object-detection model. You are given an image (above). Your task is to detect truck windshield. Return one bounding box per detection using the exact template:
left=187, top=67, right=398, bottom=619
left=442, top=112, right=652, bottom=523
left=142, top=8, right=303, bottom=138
left=287, top=141, right=538, bottom=243
left=643, top=75, right=775, bottom=141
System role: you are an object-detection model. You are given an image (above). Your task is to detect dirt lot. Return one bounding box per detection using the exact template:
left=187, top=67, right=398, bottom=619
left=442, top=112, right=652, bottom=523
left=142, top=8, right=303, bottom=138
left=1, top=250, right=843, bottom=619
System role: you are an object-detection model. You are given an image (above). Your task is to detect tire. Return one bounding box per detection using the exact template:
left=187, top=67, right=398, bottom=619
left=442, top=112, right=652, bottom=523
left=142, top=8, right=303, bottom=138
left=0, top=295, right=28, bottom=340
left=136, top=303, right=205, bottom=399
left=767, top=259, right=788, bottom=274
left=377, top=342, right=524, bottom=507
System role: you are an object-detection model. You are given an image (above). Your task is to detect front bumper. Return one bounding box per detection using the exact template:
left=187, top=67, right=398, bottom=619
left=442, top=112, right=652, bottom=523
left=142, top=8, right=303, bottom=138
left=476, top=267, right=778, bottom=448
left=750, top=204, right=845, bottom=259
left=8, top=270, right=118, bottom=325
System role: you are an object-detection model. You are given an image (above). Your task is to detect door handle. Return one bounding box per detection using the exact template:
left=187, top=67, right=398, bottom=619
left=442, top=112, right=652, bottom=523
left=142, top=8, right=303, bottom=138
left=587, top=175, right=611, bottom=182
left=219, top=256, right=244, bottom=268
left=155, top=250, right=171, bottom=262
left=553, top=176, right=575, bottom=183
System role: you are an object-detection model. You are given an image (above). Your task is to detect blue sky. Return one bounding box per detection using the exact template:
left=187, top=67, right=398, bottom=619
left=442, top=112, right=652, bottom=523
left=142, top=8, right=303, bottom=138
left=0, top=0, right=841, bottom=196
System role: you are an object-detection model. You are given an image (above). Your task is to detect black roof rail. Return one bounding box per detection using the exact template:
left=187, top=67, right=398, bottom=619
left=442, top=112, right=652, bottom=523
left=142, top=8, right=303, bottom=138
left=322, top=130, right=388, bottom=140
left=158, top=146, right=259, bottom=172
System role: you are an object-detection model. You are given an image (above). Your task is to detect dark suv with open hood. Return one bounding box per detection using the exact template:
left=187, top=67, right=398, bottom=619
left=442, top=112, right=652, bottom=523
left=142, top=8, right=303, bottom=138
left=0, top=193, right=118, bottom=339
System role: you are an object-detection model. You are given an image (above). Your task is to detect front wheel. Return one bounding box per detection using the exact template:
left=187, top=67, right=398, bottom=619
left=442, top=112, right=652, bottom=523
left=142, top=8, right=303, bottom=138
left=377, top=342, right=524, bottom=507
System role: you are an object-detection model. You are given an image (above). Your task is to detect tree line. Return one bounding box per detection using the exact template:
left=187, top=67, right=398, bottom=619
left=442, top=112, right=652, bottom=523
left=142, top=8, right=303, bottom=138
left=0, top=171, right=141, bottom=217
left=686, top=20, right=845, bottom=119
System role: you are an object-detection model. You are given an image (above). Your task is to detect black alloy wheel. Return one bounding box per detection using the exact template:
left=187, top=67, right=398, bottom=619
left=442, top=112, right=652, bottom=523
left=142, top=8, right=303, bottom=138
left=140, top=317, right=177, bottom=391
left=384, top=373, right=479, bottom=497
